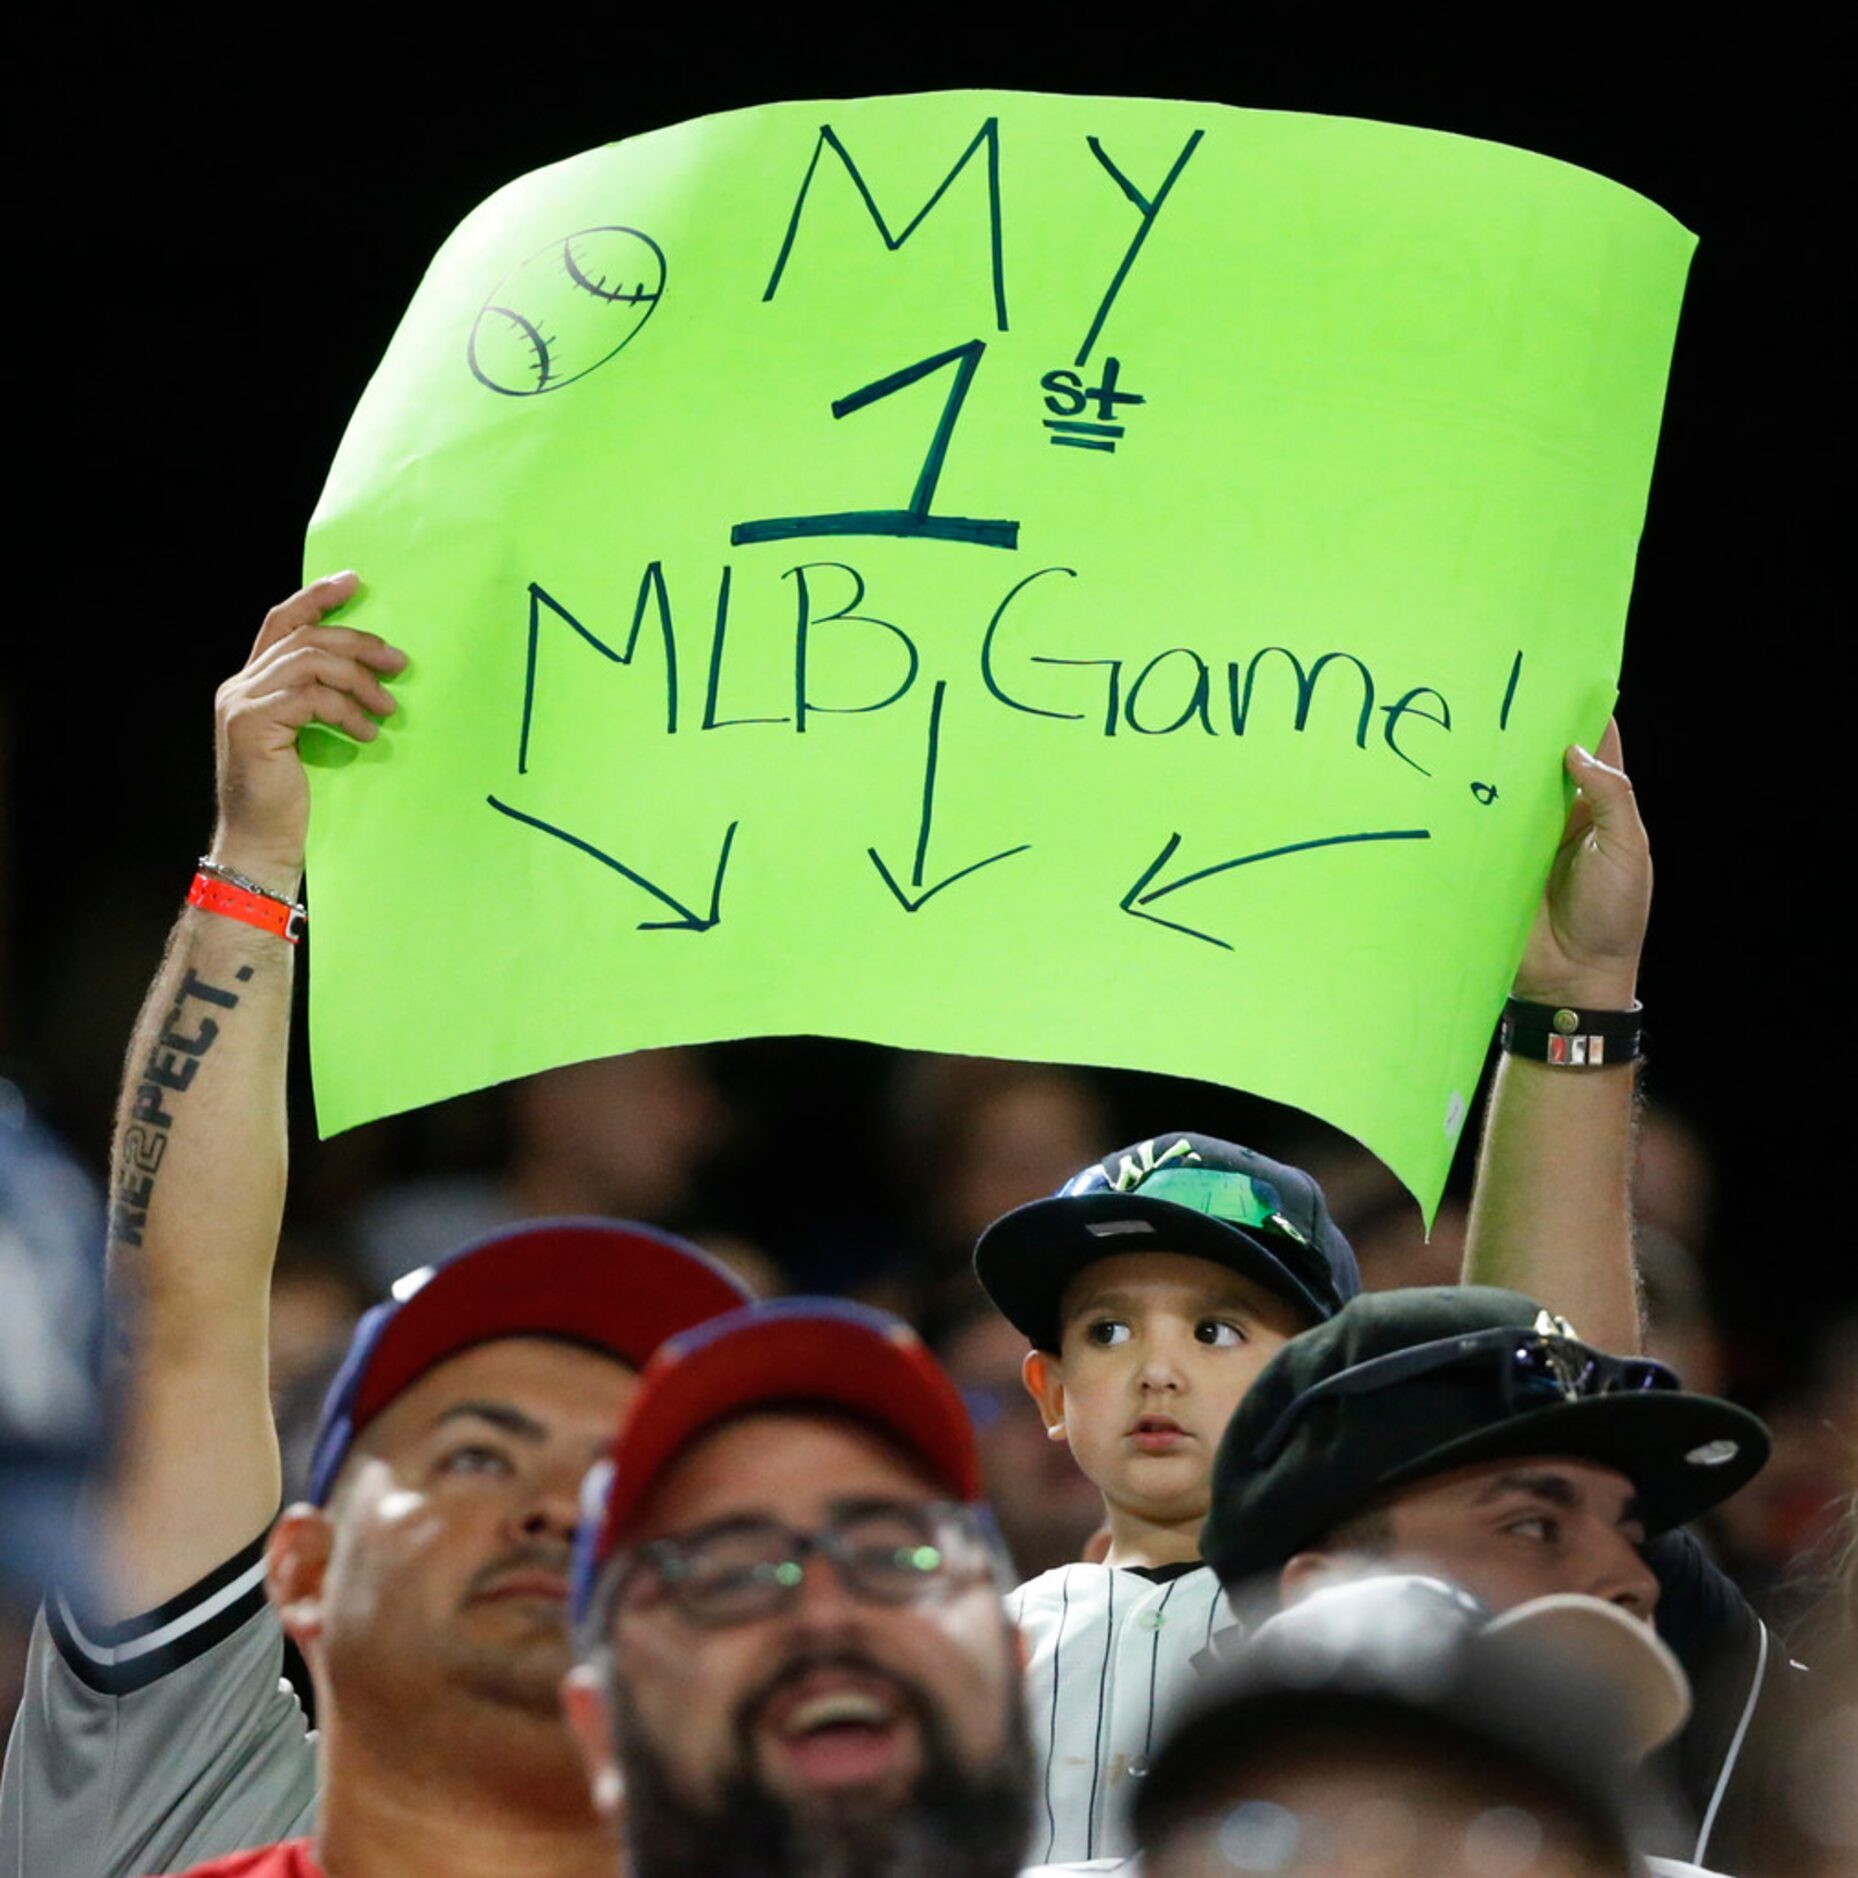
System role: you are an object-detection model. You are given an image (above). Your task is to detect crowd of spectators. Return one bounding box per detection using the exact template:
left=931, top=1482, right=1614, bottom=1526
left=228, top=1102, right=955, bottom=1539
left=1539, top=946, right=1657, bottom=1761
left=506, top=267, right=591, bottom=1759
left=6, top=1039, right=1852, bottom=1745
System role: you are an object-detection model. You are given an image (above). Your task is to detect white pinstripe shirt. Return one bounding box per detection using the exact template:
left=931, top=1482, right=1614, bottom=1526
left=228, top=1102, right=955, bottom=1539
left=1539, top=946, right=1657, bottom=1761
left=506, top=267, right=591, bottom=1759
left=1009, top=1560, right=1238, bottom=1867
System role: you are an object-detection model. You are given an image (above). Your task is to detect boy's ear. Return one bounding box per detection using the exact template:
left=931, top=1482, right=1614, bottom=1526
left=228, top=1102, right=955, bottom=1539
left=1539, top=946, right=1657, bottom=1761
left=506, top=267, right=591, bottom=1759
left=1022, top=1348, right=1067, bottom=1437
left=267, top=1503, right=335, bottom=1648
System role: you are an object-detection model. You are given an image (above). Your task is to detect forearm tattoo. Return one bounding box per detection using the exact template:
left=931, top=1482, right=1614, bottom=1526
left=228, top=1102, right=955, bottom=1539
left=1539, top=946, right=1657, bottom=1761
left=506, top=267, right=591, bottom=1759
left=109, top=964, right=252, bottom=1248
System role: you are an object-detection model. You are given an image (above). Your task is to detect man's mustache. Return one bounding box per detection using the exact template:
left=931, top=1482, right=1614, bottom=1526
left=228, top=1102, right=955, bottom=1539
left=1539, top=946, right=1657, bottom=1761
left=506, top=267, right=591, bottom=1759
left=461, top=1540, right=575, bottom=1605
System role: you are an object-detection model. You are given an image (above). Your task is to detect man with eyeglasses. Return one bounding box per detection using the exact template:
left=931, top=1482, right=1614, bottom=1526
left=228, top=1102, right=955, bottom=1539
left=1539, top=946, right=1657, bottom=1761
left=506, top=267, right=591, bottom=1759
left=1199, top=1285, right=1798, bottom=1876
left=561, top=1297, right=1035, bottom=1878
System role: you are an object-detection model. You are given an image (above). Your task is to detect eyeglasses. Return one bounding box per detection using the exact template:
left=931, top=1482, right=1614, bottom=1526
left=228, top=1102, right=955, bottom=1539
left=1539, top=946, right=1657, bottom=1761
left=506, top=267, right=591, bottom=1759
left=615, top=1501, right=996, bottom=1629
left=1251, top=1320, right=1679, bottom=1465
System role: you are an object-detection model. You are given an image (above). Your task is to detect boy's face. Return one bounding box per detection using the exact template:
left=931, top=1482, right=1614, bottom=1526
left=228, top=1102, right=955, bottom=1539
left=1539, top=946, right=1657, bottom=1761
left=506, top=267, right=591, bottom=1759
left=1025, top=1252, right=1309, bottom=1529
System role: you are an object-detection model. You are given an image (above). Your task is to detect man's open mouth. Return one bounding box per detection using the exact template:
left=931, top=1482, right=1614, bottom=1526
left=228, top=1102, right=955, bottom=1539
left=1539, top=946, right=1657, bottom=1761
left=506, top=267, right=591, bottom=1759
left=754, top=1667, right=918, bottom=1791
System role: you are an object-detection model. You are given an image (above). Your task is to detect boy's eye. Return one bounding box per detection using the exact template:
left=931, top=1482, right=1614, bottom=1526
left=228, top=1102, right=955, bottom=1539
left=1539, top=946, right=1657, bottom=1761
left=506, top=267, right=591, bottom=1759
left=1084, top=1319, right=1132, bottom=1347
left=1505, top=1515, right=1557, bottom=1544
left=439, top=1443, right=514, bottom=1477
left=1194, top=1318, right=1246, bottom=1347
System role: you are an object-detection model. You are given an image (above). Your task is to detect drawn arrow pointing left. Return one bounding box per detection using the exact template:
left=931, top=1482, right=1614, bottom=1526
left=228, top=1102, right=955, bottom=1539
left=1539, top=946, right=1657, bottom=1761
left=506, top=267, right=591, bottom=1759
left=486, top=795, right=736, bottom=931
left=1122, top=827, right=1431, bottom=950
left=867, top=679, right=1030, bottom=912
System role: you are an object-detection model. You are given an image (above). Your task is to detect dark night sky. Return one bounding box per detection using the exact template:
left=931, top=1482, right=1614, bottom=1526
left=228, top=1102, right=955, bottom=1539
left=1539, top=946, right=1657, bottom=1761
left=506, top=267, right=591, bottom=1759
left=9, top=29, right=1842, bottom=1372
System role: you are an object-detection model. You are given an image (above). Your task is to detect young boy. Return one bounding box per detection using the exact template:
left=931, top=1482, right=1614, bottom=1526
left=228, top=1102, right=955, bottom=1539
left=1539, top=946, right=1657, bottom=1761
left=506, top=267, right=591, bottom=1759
left=973, top=1131, right=1360, bottom=1866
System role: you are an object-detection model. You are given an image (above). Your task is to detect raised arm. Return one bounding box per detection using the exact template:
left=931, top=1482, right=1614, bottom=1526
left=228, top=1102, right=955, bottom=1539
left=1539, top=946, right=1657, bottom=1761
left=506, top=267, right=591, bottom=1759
left=1461, top=721, right=1650, bottom=1354
left=92, top=572, right=402, bottom=1616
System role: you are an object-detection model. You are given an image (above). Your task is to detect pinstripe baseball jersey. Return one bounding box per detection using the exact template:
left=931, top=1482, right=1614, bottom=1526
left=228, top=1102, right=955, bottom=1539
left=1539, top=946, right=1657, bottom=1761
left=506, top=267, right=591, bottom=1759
left=1009, top=1560, right=1238, bottom=1867
left=0, top=1533, right=317, bottom=1878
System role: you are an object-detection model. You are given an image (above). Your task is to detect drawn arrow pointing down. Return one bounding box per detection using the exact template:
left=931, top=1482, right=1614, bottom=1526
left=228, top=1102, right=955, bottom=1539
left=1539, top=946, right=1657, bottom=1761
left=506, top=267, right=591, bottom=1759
left=867, top=679, right=1029, bottom=912
left=1123, top=827, right=1432, bottom=950
left=486, top=795, right=736, bottom=931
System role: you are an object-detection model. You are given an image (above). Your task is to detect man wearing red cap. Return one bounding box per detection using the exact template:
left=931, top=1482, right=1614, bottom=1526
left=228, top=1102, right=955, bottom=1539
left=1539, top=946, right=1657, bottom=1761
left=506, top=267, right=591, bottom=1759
left=562, top=1298, right=1035, bottom=1878
left=0, top=578, right=750, bottom=1877
left=3, top=1217, right=749, bottom=1878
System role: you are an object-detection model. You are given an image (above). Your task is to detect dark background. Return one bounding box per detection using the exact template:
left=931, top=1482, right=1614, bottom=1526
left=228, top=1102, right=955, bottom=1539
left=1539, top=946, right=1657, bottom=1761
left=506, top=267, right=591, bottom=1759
left=6, top=29, right=1842, bottom=1383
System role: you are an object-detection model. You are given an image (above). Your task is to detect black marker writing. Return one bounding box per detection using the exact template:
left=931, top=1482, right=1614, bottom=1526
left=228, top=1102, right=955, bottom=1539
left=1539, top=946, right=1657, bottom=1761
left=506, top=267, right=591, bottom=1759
left=764, top=119, right=1007, bottom=332
left=521, top=572, right=678, bottom=772
left=1124, top=829, right=1432, bottom=950
left=867, top=680, right=1031, bottom=911
left=733, top=340, right=1019, bottom=550
left=486, top=796, right=736, bottom=933
left=1075, top=130, right=1204, bottom=366
left=789, top=562, right=921, bottom=732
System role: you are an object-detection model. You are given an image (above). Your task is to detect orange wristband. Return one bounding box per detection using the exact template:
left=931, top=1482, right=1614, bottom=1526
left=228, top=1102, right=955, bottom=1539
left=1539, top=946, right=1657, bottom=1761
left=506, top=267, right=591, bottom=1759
left=186, top=871, right=306, bottom=944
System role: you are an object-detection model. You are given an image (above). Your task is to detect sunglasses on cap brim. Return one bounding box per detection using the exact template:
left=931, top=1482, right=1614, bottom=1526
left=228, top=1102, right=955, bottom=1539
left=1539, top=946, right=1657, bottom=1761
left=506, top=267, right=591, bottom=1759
left=1251, top=1326, right=1679, bottom=1467
left=1076, top=1164, right=1311, bottom=1243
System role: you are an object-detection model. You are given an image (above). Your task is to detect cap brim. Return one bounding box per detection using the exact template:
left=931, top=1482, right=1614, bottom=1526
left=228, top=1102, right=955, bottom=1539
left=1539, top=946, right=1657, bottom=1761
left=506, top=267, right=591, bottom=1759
left=598, top=1303, right=982, bottom=1550
left=352, top=1219, right=752, bottom=1427
left=1375, top=1389, right=1769, bottom=1537
left=1485, top=1595, right=1691, bottom=1758
left=974, top=1192, right=1333, bottom=1350
left=1206, top=1386, right=1771, bottom=1592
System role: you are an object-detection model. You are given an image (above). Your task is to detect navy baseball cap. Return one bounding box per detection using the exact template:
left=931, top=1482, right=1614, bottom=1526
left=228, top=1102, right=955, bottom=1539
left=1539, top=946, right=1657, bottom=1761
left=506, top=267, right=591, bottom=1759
left=572, top=1297, right=984, bottom=1621
left=1202, top=1286, right=1770, bottom=1590
left=306, top=1218, right=751, bottom=1504
left=973, top=1133, right=1360, bottom=1352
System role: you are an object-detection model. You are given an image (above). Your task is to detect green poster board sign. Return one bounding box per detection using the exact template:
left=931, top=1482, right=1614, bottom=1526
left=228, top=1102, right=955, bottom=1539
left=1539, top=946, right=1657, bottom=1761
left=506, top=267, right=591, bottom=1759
left=304, top=90, right=1693, bottom=1216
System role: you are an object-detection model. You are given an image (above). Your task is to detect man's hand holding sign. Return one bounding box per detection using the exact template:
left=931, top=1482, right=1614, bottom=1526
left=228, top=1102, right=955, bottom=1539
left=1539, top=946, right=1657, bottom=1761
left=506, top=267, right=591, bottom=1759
left=1466, top=719, right=1654, bottom=1352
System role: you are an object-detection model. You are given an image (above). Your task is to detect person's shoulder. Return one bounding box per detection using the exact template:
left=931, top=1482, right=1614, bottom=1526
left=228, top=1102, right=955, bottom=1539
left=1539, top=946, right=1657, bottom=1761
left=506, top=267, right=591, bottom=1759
left=1014, top=1563, right=1103, bottom=1595
left=1014, top=1560, right=1214, bottom=1596
left=165, top=1838, right=321, bottom=1878
left=1012, top=1559, right=1217, bottom=1630
left=47, top=1530, right=275, bottom=1697
left=1012, top=1561, right=1113, bottom=1613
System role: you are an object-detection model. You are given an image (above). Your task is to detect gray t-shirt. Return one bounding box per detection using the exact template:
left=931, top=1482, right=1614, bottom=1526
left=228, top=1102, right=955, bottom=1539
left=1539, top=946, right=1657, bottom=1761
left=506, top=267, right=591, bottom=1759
left=1, top=1533, right=317, bottom=1877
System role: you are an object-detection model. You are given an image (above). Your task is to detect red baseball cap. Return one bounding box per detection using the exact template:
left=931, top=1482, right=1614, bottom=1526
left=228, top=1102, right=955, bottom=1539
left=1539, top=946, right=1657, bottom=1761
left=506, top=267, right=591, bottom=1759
left=308, top=1218, right=752, bottom=1502
left=572, top=1298, right=983, bottom=1616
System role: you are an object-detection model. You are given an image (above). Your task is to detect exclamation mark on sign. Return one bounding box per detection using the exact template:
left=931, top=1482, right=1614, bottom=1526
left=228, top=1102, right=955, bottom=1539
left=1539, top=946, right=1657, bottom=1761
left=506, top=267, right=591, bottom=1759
left=1469, top=650, right=1522, bottom=806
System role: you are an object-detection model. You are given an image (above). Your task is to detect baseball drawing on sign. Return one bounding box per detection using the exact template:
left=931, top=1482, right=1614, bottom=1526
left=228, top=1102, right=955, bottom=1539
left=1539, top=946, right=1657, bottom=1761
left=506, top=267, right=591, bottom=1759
left=467, top=225, right=666, bottom=396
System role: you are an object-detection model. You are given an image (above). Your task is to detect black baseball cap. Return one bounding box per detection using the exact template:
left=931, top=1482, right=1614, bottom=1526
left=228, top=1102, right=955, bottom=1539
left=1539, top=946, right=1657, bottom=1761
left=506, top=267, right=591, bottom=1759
left=1201, top=1286, right=1770, bottom=1590
left=973, top=1133, right=1360, bottom=1352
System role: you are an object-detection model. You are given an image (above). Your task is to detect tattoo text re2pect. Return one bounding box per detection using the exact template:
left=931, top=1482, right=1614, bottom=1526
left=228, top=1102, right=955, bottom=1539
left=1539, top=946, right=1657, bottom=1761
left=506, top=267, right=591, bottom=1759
left=110, top=966, right=248, bottom=1247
